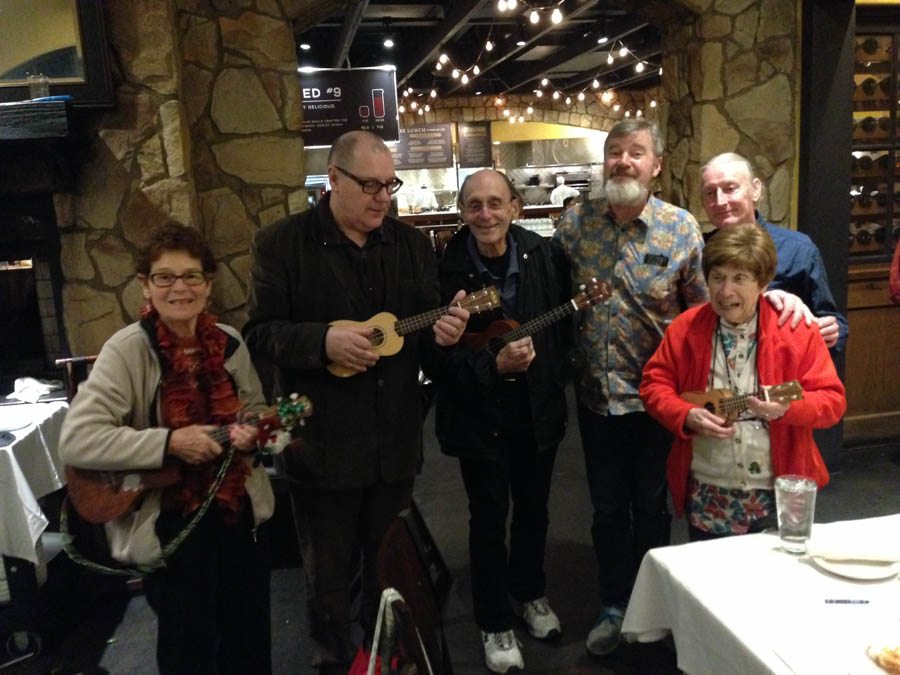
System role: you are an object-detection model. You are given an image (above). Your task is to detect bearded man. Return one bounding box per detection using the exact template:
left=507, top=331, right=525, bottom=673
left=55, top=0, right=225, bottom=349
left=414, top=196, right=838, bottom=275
left=552, top=119, right=709, bottom=657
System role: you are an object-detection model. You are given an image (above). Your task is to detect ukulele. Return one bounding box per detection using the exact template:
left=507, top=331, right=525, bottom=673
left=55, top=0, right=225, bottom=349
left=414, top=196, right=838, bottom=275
left=680, top=380, right=803, bottom=425
left=65, top=395, right=312, bottom=524
left=461, top=279, right=611, bottom=354
left=327, top=287, right=501, bottom=377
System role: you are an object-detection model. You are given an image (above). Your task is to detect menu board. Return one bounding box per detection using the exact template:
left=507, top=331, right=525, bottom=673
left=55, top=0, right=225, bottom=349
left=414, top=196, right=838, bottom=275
left=299, top=67, right=399, bottom=147
left=457, top=122, right=493, bottom=168
left=390, top=124, right=453, bottom=169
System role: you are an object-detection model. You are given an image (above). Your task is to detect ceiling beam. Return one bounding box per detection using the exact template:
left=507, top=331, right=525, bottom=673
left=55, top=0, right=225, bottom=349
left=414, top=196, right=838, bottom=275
left=499, top=22, right=648, bottom=94
left=444, top=0, right=602, bottom=96
left=331, top=0, right=370, bottom=67
left=396, top=0, right=486, bottom=88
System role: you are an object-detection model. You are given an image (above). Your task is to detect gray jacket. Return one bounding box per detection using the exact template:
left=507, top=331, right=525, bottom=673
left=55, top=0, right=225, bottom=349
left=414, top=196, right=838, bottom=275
left=59, top=321, right=274, bottom=565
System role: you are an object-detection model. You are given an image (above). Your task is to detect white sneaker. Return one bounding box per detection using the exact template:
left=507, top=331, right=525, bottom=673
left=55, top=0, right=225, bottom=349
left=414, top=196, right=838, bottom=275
left=586, top=604, right=625, bottom=656
left=481, top=629, right=524, bottom=673
left=521, top=596, right=562, bottom=639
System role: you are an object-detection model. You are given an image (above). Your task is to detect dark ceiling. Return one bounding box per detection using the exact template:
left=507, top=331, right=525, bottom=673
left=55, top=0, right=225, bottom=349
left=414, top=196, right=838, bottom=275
left=293, top=0, right=661, bottom=102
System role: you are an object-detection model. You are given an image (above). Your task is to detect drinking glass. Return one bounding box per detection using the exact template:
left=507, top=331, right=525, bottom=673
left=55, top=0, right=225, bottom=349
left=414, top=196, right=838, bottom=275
left=774, top=475, right=817, bottom=554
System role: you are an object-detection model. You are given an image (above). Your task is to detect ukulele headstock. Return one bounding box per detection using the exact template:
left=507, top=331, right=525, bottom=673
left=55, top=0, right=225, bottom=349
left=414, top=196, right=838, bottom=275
left=766, top=380, right=804, bottom=404
left=461, top=286, right=501, bottom=314
left=574, top=278, right=612, bottom=309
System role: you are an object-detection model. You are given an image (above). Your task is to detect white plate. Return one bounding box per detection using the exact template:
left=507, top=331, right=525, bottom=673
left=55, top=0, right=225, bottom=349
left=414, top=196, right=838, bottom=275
left=811, top=555, right=900, bottom=580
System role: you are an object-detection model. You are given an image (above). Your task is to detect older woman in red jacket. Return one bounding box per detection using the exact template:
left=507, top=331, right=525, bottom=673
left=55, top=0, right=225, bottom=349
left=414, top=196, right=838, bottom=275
left=640, top=223, right=846, bottom=541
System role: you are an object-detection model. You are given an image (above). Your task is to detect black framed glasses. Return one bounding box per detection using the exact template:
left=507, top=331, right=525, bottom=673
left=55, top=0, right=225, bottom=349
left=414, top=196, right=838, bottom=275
left=335, top=166, right=403, bottom=195
left=148, top=271, right=208, bottom=287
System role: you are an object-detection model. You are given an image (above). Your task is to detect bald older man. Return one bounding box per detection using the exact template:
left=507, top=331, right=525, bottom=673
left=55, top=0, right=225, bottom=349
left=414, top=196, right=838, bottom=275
left=701, top=152, right=848, bottom=352
left=244, top=130, right=469, bottom=674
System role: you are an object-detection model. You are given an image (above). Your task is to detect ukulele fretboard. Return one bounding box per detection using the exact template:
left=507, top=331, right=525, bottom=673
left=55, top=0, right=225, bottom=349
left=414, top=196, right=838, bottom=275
left=487, top=299, right=580, bottom=354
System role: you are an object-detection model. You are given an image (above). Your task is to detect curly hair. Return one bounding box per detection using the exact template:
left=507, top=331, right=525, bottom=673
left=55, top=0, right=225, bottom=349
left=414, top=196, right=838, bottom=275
left=135, top=221, right=217, bottom=275
left=702, top=222, right=776, bottom=286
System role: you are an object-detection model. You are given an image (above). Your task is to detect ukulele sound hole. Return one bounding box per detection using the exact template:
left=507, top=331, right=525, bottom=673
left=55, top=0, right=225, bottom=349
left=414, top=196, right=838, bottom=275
left=704, top=402, right=716, bottom=414
left=370, top=328, right=385, bottom=348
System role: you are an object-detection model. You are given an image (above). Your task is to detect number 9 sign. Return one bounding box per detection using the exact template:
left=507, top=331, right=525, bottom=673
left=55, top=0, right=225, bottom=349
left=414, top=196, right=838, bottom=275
left=332, top=86, right=342, bottom=98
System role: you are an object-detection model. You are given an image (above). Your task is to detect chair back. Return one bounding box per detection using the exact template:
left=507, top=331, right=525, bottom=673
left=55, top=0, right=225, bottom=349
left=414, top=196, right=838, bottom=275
left=54, top=355, right=97, bottom=401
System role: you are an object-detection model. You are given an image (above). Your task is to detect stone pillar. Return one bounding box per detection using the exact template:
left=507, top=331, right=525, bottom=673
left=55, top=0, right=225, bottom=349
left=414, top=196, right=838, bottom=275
left=61, top=0, right=305, bottom=355
left=660, top=0, right=799, bottom=229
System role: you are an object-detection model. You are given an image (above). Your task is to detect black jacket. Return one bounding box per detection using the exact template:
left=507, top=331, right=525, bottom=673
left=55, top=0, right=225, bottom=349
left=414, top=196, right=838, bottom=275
left=243, top=194, right=442, bottom=488
left=434, top=225, right=569, bottom=459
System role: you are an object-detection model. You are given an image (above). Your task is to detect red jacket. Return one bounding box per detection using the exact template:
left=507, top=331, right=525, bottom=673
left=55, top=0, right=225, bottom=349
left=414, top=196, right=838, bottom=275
left=890, top=241, right=900, bottom=305
left=639, top=301, right=846, bottom=517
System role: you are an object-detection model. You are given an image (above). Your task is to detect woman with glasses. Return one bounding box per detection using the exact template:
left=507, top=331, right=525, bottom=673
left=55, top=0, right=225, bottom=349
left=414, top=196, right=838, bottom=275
left=639, top=223, right=846, bottom=540
left=60, top=221, right=275, bottom=674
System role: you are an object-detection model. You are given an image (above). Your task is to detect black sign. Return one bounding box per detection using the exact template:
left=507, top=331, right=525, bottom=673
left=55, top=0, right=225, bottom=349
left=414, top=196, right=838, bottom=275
left=390, top=124, right=453, bottom=169
left=457, top=122, right=493, bottom=168
left=299, top=67, right=399, bottom=147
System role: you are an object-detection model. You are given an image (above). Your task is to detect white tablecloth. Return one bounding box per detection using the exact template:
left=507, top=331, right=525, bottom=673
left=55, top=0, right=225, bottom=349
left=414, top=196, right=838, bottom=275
left=622, top=515, right=900, bottom=674
left=0, top=401, right=67, bottom=564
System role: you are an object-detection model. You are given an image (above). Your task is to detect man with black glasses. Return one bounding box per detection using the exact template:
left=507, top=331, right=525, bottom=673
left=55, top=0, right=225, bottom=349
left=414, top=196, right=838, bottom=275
left=244, top=130, right=470, bottom=674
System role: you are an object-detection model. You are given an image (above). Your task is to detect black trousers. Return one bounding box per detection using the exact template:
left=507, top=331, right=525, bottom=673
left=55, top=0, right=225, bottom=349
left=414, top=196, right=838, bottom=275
left=291, top=479, right=414, bottom=669
left=459, top=431, right=558, bottom=633
left=144, top=503, right=272, bottom=675
left=576, top=406, right=672, bottom=607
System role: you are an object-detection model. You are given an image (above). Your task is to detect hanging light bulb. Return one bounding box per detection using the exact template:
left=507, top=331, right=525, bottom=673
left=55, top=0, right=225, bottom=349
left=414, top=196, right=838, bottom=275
left=607, top=53, right=614, bottom=65
left=541, top=77, right=549, bottom=86
left=527, top=105, right=533, bottom=113
left=625, top=110, right=631, bottom=117
left=636, top=109, right=642, bottom=117
left=536, top=90, right=543, bottom=97
left=601, top=91, right=613, bottom=104
left=430, top=89, right=437, bottom=98
left=597, top=36, right=608, bottom=44
left=619, top=45, right=627, bottom=57
left=592, top=79, right=600, bottom=89
left=418, top=108, right=424, bottom=116
left=518, top=115, right=524, bottom=122
left=503, top=108, right=510, bottom=116
left=650, top=99, right=657, bottom=108
left=411, top=101, right=418, bottom=109
left=486, top=39, right=494, bottom=51
left=552, top=91, right=560, bottom=100
left=383, top=38, right=394, bottom=48
left=498, top=0, right=507, bottom=10
left=613, top=103, right=620, bottom=111
left=473, top=65, right=480, bottom=75
left=551, top=8, right=562, bottom=24
left=509, top=116, right=516, bottom=124
left=659, top=67, right=663, bottom=75
left=461, top=73, right=469, bottom=84
left=424, top=104, right=431, bottom=112
left=399, top=104, right=405, bottom=113
left=439, top=53, right=449, bottom=64
left=508, top=0, right=517, bottom=8
left=530, top=10, right=539, bottom=24
left=451, top=68, right=460, bottom=79
left=435, top=62, right=442, bottom=71
left=578, top=92, right=585, bottom=101
left=635, top=62, right=645, bottom=73
left=565, top=96, right=571, bottom=105
left=495, top=96, right=504, bottom=105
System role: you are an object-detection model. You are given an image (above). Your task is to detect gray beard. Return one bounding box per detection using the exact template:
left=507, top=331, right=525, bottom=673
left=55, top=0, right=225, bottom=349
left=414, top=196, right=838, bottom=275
left=604, top=177, right=649, bottom=207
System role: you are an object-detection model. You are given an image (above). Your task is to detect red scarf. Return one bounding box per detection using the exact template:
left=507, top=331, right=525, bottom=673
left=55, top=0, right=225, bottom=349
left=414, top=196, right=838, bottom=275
left=142, top=304, right=250, bottom=519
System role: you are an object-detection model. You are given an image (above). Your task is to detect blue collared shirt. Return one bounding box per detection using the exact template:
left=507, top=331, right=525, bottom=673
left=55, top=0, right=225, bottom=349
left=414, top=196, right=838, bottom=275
left=467, top=231, right=519, bottom=318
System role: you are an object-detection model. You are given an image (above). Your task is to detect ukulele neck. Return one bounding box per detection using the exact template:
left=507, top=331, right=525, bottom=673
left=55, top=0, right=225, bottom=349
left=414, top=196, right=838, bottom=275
left=395, top=304, right=455, bottom=336
left=488, top=300, right=577, bottom=354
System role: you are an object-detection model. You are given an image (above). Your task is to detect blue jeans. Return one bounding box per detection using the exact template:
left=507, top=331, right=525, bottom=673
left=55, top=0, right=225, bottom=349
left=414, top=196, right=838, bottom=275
left=577, top=406, right=672, bottom=606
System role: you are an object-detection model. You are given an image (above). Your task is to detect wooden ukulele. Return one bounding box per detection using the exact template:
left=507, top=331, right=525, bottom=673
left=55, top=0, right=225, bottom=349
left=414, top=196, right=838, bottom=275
left=681, top=380, right=803, bottom=425
left=65, top=395, right=312, bottom=524
left=461, top=279, right=611, bottom=355
left=327, top=287, right=501, bottom=377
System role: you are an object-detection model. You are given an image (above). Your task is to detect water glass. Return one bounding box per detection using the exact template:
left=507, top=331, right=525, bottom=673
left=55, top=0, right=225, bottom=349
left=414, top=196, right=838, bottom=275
left=27, top=73, right=50, bottom=100
left=774, top=475, right=817, bottom=554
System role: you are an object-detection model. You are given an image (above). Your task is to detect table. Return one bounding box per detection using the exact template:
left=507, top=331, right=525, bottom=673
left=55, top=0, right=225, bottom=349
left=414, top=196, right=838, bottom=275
left=0, top=401, right=67, bottom=565
left=622, top=515, right=900, bottom=674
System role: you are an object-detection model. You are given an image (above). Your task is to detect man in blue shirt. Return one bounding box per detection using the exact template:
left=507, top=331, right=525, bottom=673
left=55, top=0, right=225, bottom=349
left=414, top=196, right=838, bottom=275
left=701, top=152, right=848, bottom=352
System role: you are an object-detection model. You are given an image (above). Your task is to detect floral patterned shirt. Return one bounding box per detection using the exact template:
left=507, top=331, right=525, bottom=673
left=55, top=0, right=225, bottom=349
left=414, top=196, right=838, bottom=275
left=553, top=196, right=708, bottom=414
left=687, top=475, right=776, bottom=536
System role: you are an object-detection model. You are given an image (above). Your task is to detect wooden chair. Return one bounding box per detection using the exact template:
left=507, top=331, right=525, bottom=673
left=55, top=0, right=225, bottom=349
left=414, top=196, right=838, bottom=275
left=376, top=507, right=453, bottom=674
left=54, top=355, right=96, bottom=401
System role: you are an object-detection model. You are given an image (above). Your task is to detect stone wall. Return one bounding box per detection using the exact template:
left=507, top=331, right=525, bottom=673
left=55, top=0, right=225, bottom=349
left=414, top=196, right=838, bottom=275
left=398, top=89, right=659, bottom=131
left=59, top=0, right=305, bottom=356
left=659, top=0, right=799, bottom=227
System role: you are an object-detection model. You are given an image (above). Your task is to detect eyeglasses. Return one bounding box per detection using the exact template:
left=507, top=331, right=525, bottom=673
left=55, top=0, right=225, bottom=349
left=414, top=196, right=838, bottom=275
left=463, top=199, right=511, bottom=214
left=335, top=166, right=403, bottom=195
left=148, top=271, right=208, bottom=287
